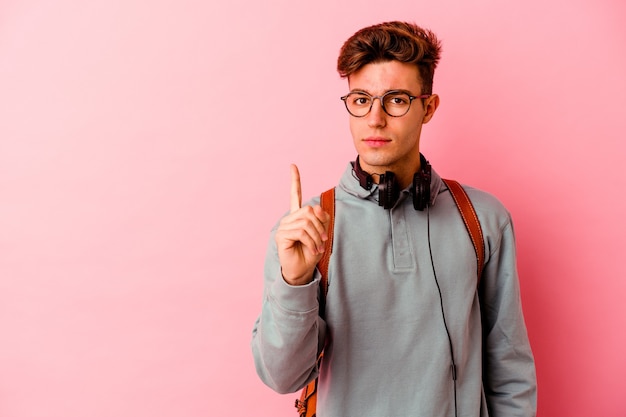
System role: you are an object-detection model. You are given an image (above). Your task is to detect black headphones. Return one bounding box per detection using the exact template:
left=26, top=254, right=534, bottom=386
left=352, top=153, right=432, bottom=211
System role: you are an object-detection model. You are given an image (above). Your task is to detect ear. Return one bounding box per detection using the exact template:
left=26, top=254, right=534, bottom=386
left=422, top=94, right=440, bottom=124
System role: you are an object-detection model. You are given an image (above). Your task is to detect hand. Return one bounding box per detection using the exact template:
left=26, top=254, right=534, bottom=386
left=275, top=164, right=330, bottom=286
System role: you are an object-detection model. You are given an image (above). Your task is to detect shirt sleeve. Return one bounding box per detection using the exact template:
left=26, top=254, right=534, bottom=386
left=481, top=219, right=537, bottom=416
left=251, top=231, right=327, bottom=394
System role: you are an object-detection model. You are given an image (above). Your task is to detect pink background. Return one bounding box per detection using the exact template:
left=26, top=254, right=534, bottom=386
left=1, top=1, right=625, bottom=416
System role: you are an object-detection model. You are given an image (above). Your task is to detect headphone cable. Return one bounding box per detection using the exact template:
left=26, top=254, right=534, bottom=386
left=426, top=205, right=459, bottom=417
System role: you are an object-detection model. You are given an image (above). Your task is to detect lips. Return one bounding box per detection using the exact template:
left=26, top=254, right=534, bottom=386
left=363, top=137, right=391, bottom=147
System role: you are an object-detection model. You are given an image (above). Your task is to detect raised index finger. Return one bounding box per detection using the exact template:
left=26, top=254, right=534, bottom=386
left=290, top=164, right=302, bottom=213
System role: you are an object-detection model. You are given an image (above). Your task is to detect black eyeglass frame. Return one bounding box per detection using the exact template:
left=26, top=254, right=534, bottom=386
left=340, top=90, right=431, bottom=118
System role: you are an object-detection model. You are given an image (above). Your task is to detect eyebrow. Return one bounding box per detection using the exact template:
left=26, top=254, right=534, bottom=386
left=349, top=88, right=414, bottom=96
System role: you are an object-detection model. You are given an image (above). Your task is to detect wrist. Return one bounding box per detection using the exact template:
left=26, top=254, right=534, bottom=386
left=281, top=269, right=315, bottom=286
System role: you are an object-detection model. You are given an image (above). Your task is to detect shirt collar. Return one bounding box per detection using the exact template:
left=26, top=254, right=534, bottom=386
left=338, top=159, right=445, bottom=207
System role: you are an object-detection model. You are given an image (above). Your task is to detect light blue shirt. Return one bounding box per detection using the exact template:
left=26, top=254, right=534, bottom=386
left=252, top=162, right=537, bottom=417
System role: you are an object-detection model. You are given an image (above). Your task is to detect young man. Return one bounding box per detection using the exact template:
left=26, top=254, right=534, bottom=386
left=252, top=21, right=537, bottom=417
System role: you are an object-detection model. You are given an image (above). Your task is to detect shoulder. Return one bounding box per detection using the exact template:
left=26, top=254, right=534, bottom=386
left=461, top=184, right=508, bottom=215
left=446, top=182, right=512, bottom=232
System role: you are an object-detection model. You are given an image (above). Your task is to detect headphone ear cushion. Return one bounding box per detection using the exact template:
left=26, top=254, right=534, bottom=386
left=379, top=171, right=399, bottom=209
left=412, top=162, right=431, bottom=211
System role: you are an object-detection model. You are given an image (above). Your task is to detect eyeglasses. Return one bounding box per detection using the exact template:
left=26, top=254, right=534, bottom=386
left=340, top=90, right=430, bottom=117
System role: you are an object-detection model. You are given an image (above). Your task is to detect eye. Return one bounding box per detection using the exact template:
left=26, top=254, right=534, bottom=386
left=386, top=94, right=409, bottom=105
left=352, top=95, right=371, bottom=106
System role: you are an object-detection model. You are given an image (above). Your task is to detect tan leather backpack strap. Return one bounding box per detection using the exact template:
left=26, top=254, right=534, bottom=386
left=442, top=179, right=485, bottom=284
left=295, top=378, right=318, bottom=417
left=295, top=187, right=335, bottom=417
left=318, top=187, right=335, bottom=316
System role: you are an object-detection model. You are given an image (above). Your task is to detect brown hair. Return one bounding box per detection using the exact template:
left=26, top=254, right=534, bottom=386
left=337, top=21, right=442, bottom=94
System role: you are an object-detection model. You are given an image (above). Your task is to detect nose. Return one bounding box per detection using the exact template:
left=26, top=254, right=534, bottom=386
left=367, top=97, right=387, bottom=128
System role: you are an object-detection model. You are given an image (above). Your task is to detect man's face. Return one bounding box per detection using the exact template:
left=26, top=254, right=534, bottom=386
left=347, top=60, right=438, bottom=181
